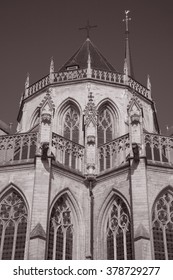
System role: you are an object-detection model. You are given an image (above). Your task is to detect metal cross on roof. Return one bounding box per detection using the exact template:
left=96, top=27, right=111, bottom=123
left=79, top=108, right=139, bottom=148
left=79, top=20, right=97, bottom=38
left=123, top=10, right=131, bottom=33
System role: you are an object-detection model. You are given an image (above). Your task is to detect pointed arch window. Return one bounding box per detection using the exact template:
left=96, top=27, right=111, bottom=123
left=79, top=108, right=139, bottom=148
left=47, top=195, right=73, bottom=260
left=0, top=189, right=28, bottom=260
left=107, top=196, right=132, bottom=260
left=63, top=107, right=79, bottom=143
left=30, top=109, right=40, bottom=132
left=98, top=106, right=113, bottom=146
left=63, top=107, right=80, bottom=168
left=152, top=189, right=173, bottom=260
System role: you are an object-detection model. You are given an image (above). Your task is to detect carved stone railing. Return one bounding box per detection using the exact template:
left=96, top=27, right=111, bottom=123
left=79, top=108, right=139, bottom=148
left=91, top=69, right=124, bottom=84
left=24, top=68, right=150, bottom=100
left=27, top=75, right=50, bottom=96
left=52, top=69, right=87, bottom=83
left=52, top=132, right=84, bottom=172
left=144, top=133, right=173, bottom=165
left=128, top=78, right=149, bottom=99
left=98, top=134, right=130, bottom=172
left=0, top=132, right=38, bottom=165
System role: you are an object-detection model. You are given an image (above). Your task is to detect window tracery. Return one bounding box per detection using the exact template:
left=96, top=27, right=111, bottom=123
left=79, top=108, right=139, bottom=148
left=107, top=196, right=132, bottom=260
left=98, top=106, right=114, bottom=171
left=98, top=106, right=113, bottom=146
left=63, top=107, right=79, bottom=143
left=47, top=195, right=73, bottom=260
left=0, top=189, right=28, bottom=260
left=152, top=189, right=173, bottom=260
left=63, top=107, right=80, bottom=168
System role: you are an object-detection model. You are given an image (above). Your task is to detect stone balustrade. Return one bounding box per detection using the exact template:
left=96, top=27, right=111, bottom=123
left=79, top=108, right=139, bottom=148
left=52, top=132, right=84, bottom=172
left=0, top=132, right=38, bottom=165
left=144, top=133, right=173, bottom=164
left=24, top=69, right=150, bottom=100
left=98, top=134, right=130, bottom=172
left=1, top=131, right=173, bottom=171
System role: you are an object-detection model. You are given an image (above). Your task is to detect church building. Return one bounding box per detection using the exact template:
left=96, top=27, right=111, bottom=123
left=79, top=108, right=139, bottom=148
left=0, top=12, right=173, bottom=260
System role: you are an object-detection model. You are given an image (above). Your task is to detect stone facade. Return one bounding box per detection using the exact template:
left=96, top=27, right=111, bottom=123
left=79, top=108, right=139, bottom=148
left=0, top=36, right=173, bottom=260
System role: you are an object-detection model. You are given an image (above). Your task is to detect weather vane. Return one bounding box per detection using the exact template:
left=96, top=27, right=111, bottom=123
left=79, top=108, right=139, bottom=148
left=79, top=20, right=97, bottom=38
left=123, top=10, right=131, bottom=33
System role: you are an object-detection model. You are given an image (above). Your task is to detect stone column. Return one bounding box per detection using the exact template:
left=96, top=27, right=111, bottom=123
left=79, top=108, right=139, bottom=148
left=128, top=95, right=152, bottom=259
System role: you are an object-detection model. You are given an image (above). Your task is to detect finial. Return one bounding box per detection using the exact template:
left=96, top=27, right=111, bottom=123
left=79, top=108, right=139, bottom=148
left=123, top=10, right=131, bottom=33
left=124, top=58, right=128, bottom=75
left=50, top=57, right=54, bottom=74
left=25, top=72, right=29, bottom=90
left=147, top=74, right=151, bottom=91
left=87, top=52, right=92, bottom=78
left=147, top=74, right=152, bottom=99
left=9, top=123, right=13, bottom=131
left=79, top=20, right=97, bottom=39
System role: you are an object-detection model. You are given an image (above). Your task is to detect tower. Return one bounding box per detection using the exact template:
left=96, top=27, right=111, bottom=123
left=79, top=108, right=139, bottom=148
left=0, top=13, right=173, bottom=260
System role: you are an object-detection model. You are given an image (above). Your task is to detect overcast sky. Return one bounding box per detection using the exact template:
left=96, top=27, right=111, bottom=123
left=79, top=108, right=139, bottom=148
left=0, top=0, right=173, bottom=134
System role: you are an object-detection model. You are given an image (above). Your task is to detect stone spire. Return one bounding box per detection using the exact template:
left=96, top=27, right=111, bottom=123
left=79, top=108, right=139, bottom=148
left=123, top=10, right=134, bottom=78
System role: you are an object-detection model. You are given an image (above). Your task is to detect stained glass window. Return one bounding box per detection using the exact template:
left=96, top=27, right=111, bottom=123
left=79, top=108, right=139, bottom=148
left=107, top=196, right=132, bottom=260
left=0, top=189, right=28, bottom=260
left=152, top=190, right=173, bottom=260
left=47, top=195, right=73, bottom=260
left=63, top=107, right=80, bottom=168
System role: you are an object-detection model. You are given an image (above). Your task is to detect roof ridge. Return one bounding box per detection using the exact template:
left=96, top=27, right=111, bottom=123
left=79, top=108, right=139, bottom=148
left=88, top=39, right=117, bottom=72
left=58, top=38, right=117, bottom=73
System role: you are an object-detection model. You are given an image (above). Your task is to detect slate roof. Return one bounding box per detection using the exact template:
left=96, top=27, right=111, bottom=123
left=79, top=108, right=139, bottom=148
left=58, top=38, right=117, bottom=72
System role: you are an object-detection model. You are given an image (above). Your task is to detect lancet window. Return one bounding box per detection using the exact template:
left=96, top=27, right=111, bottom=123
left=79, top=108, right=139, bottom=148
left=0, top=189, right=28, bottom=260
left=98, top=105, right=114, bottom=171
left=63, top=107, right=79, bottom=143
left=47, top=195, right=73, bottom=260
left=63, top=106, right=80, bottom=168
left=98, top=106, right=113, bottom=146
left=107, top=196, right=132, bottom=260
left=152, top=189, right=173, bottom=260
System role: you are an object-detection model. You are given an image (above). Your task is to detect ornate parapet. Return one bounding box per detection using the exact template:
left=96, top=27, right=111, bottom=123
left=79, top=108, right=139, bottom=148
left=98, top=134, right=130, bottom=172
left=144, top=132, right=173, bottom=165
left=0, top=132, right=38, bottom=165
left=23, top=68, right=150, bottom=102
left=52, top=132, right=84, bottom=172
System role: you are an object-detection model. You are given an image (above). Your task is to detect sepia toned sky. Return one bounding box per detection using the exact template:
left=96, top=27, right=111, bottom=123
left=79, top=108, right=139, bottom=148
left=0, top=0, right=173, bottom=134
